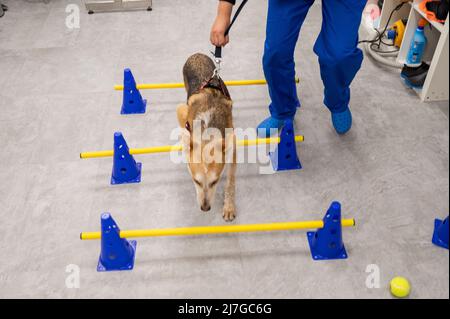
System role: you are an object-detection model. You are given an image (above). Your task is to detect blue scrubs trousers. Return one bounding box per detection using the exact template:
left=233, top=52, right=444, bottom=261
left=263, top=0, right=367, bottom=119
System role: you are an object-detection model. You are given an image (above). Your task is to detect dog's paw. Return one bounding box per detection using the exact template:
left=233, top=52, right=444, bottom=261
left=223, top=205, right=236, bottom=222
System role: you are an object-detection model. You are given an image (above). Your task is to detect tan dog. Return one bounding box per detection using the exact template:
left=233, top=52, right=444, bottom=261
left=177, top=53, right=236, bottom=222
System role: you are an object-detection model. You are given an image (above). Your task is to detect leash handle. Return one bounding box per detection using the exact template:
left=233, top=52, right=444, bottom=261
left=215, top=46, right=223, bottom=60
left=214, top=0, right=248, bottom=60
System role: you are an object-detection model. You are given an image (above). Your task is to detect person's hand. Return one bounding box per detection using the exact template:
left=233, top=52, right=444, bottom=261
left=210, top=2, right=233, bottom=47
left=211, top=16, right=230, bottom=47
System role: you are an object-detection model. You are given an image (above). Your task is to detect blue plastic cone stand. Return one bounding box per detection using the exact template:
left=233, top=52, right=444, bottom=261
left=121, top=68, right=147, bottom=114
left=97, top=213, right=137, bottom=272
left=111, top=132, right=142, bottom=185
left=432, top=216, right=449, bottom=250
left=269, top=119, right=302, bottom=171
left=307, top=201, right=349, bottom=260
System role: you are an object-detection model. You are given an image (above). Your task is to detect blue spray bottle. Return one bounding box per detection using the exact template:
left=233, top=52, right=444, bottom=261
left=406, top=19, right=428, bottom=67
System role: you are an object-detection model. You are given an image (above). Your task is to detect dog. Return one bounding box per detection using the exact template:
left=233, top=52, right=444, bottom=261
left=176, top=53, right=236, bottom=222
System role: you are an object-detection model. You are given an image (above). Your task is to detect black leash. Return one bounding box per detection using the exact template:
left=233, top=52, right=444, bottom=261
left=214, top=0, right=249, bottom=62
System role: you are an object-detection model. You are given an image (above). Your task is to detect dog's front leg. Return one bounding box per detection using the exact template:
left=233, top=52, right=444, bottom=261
left=223, top=150, right=236, bottom=222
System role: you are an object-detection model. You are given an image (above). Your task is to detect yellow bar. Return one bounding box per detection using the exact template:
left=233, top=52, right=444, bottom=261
left=80, top=136, right=304, bottom=159
left=114, top=78, right=300, bottom=91
left=80, top=218, right=355, bottom=240
left=237, top=135, right=304, bottom=147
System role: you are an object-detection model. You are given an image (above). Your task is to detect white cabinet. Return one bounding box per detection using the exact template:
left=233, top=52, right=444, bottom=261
left=380, top=0, right=449, bottom=101
left=85, top=0, right=153, bottom=14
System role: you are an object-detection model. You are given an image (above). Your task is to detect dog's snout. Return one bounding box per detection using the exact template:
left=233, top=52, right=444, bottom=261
left=201, top=203, right=211, bottom=212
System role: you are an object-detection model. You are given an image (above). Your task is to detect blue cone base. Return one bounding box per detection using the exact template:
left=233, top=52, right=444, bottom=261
left=269, top=150, right=302, bottom=171
left=432, top=219, right=449, bottom=250
left=111, top=162, right=142, bottom=185
left=121, top=99, right=147, bottom=115
left=97, top=240, right=137, bottom=272
left=307, top=231, right=348, bottom=260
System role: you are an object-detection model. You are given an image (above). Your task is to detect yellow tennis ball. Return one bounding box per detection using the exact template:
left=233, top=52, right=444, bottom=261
left=390, top=277, right=411, bottom=298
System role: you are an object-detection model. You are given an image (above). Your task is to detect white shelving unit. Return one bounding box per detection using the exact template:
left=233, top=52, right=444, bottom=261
left=380, top=0, right=449, bottom=101
left=85, top=0, right=152, bottom=14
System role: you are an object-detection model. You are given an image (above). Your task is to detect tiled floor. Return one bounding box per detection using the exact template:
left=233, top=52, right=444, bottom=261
left=0, top=0, right=448, bottom=298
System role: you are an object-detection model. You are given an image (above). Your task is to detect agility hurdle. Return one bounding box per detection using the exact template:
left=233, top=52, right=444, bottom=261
left=80, top=135, right=305, bottom=159
left=114, top=78, right=300, bottom=91
left=80, top=119, right=303, bottom=185
left=81, top=202, right=355, bottom=272
left=117, top=69, right=300, bottom=114
left=432, top=216, right=449, bottom=250
left=81, top=219, right=355, bottom=240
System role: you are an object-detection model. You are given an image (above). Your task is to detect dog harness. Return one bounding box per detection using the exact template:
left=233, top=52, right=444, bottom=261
left=185, top=72, right=231, bottom=133
left=197, top=72, right=231, bottom=100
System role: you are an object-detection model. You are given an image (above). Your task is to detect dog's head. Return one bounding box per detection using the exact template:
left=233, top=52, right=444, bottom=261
left=177, top=103, right=234, bottom=212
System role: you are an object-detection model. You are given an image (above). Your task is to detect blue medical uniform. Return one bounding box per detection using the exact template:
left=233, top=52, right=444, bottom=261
left=263, top=0, right=367, bottom=119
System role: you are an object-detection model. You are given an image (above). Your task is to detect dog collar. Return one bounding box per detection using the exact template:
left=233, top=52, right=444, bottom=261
left=195, top=74, right=231, bottom=100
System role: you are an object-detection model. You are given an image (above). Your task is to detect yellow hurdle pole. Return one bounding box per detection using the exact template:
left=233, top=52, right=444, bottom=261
left=80, top=135, right=304, bottom=159
left=80, top=218, right=355, bottom=240
left=114, top=78, right=300, bottom=91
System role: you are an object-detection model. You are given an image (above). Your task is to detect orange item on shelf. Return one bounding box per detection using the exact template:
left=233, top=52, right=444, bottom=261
left=419, top=0, right=447, bottom=23
left=418, top=18, right=429, bottom=27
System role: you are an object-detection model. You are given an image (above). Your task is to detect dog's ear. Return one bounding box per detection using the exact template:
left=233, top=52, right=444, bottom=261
left=181, top=126, right=201, bottom=162
left=180, top=127, right=191, bottom=153
left=176, top=103, right=188, bottom=128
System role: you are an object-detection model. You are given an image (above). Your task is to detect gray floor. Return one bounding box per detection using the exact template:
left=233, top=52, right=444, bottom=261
left=0, top=0, right=448, bottom=299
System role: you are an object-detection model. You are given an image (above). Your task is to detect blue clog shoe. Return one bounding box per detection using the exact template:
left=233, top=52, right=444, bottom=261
left=257, top=116, right=290, bottom=138
left=331, top=108, right=352, bottom=135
